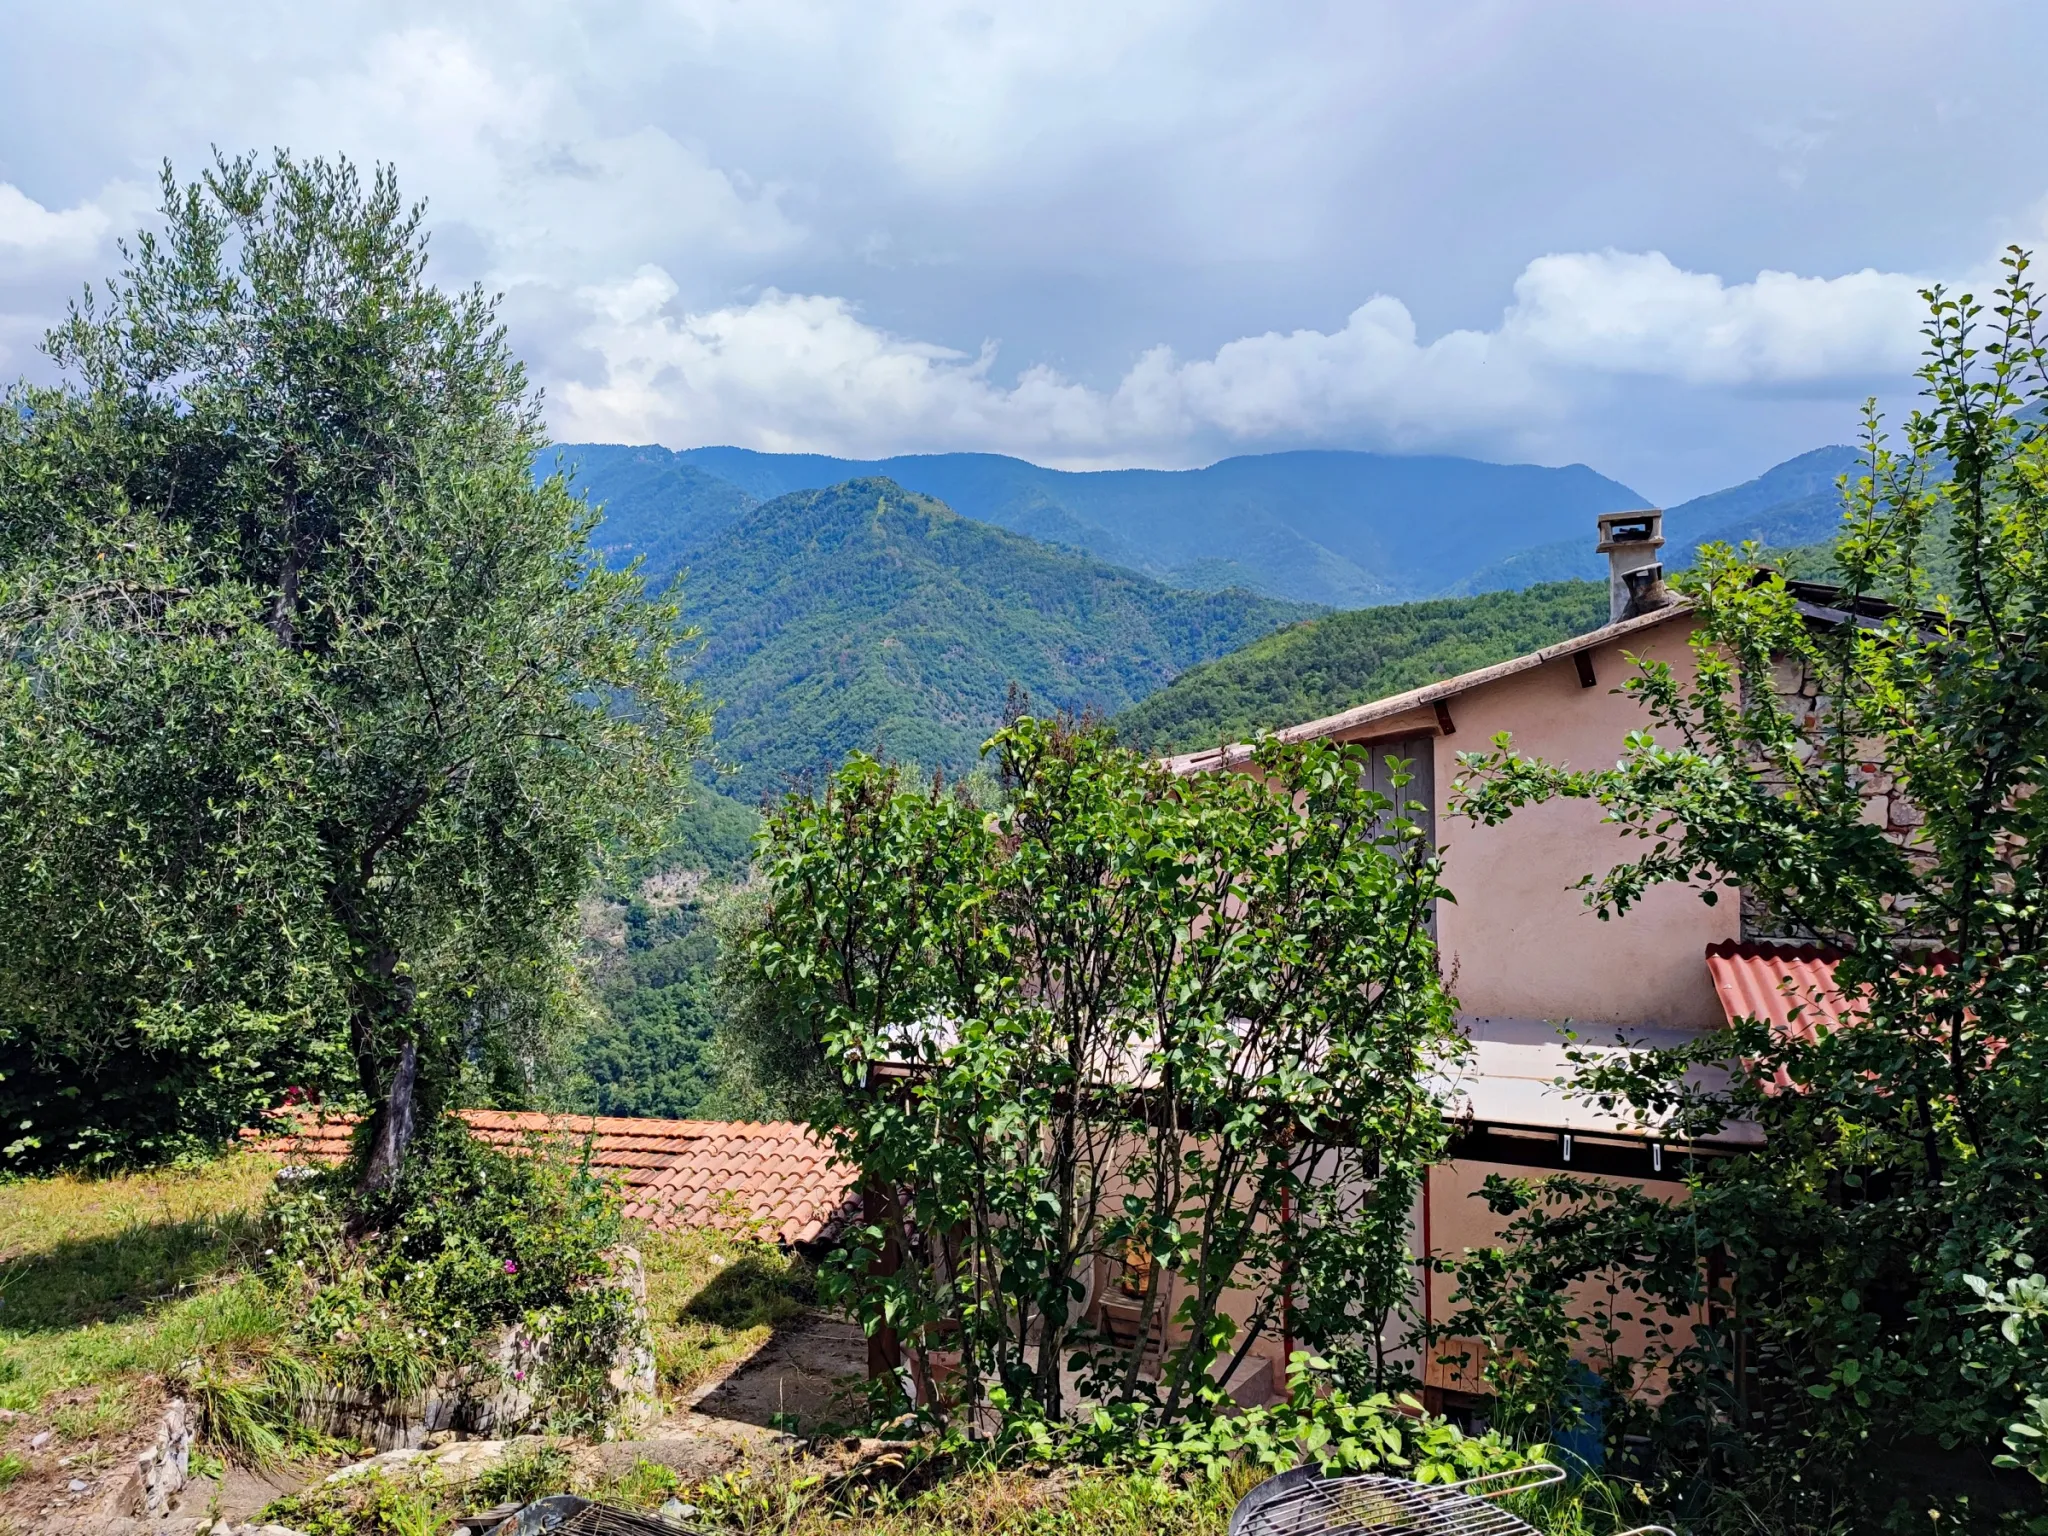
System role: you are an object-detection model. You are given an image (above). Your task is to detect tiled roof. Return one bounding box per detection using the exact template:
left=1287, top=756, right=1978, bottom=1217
left=249, top=1108, right=859, bottom=1247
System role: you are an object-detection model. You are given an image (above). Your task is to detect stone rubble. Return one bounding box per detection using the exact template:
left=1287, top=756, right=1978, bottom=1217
left=128, top=1396, right=195, bottom=1518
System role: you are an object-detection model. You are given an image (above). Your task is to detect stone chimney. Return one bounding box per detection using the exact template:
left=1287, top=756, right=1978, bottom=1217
left=1596, top=509, right=1668, bottom=623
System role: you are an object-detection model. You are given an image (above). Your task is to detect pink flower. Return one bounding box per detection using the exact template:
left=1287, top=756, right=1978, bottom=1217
left=504, top=1260, right=519, bottom=1274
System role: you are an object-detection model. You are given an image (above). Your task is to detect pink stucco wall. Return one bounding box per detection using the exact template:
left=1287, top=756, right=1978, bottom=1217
left=1437, top=614, right=1736, bottom=1031
left=1333, top=613, right=1737, bottom=1033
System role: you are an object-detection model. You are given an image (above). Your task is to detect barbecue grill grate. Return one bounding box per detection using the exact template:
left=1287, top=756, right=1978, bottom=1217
left=1228, top=1464, right=1675, bottom=1536
left=481, top=1493, right=696, bottom=1535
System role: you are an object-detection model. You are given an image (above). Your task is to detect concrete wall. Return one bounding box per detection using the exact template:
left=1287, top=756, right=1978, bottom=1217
left=1334, top=614, right=1738, bottom=1033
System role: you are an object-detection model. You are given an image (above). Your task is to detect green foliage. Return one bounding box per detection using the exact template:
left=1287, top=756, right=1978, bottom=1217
left=750, top=715, right=1459, bottom=1433
left=567, top=789, right=761, bottom=1121
left=174, top=1348, right=332, bottom=1467
left=271, top=1118, right=639, bottom=1433
left=663, top=787, right=764, bottom=881
left=1449, top=248, right=2048, bottom=1530
left=1114, top=582, right=1609, bottom=756
left=262, top=1463, right=450, bottom=1536
left=472, top=1438, right=574, bottom=1505
left=700, top=881, right=844, bottom=1121
left=667, top=477, right=1314, bottom=797
left=574, top=880, right=726, bottom=1119
left=1146, top=1353, right=1533, bottom=1481
left=0, top=151, right=707, bottom=1175
left=1433, top=1174, right=1701, bottom=1448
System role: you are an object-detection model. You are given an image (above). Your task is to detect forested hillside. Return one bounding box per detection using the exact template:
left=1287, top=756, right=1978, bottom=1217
left=563, top=442, right=1647, bottom=605
left=570, top=790, right=759, bottom=1121
left=673, top=477, right=1314, bottom=796
left=1114, top=581, right=1610, bottom=754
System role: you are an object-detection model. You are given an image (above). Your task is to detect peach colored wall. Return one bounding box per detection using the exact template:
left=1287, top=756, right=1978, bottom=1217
left=1420, top=1156, right=1703, bottom=1400
left=1412, top=616, right=1737, bottom=1031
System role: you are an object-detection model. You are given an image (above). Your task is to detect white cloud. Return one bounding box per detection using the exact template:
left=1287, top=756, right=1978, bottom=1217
left=557, top=271, right=1107, bottom=457
left=553, top=251, right=1936, bottom=464
left=278, top=29, right=802, bottom=284
left=1501, top=250, right=1928, bottom=386
left=3, top=0, right=2039, bottom=491
left=0, top=183, right=128, bottom=267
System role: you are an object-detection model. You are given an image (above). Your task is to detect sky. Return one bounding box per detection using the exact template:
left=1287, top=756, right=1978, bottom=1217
left=3, top=2, right=2045, bottom=503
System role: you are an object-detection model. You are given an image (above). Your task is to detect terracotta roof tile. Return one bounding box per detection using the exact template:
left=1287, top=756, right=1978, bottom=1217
left=247, top=1108, right=859, bottom=1247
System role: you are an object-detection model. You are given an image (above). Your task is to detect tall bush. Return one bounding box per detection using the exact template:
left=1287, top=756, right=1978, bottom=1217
left=750, top=714, right=1460, bottom=1431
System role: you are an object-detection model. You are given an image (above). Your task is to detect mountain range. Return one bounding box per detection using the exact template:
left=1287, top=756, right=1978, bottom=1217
left=550, top=439, right=1864, bottom=796
left=1444, top=445, right=1862, bottom=592
left=639, top=477, right=1313, bottom=797
left=553, top=443, right=1652, bottom=607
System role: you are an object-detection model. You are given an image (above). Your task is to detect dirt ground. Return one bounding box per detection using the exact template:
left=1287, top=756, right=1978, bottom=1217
left=686, top=1314, right=869, bottom=1434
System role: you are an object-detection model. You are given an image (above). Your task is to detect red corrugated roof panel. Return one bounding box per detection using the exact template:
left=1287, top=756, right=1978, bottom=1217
left=1705, top=940, right=1861, bottom=1042
left=247, top=1108, right=859, bottom=1247
left=1705, top=940, right=1863, bottom=1095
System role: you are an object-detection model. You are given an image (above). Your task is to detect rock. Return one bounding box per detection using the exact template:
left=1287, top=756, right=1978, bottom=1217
left=69, top=1478, right=90, bottom=1492
left=128, top=1395, right=195, bottom=1517
left=29, top=1428, right=53, bottom=1450
left=606, top=1245, right=661, bottom=1432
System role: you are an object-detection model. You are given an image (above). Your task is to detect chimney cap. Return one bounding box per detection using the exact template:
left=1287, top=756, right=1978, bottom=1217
left=1596, top=508, right=1664, bottom=553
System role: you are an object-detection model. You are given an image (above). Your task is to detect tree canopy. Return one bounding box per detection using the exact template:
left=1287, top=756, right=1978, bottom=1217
left=747, top=716, right=1460, bottom=1428
left=0, top=152, right=707, bottom=1176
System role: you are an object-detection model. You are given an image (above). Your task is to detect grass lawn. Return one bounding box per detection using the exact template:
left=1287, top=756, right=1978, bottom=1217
left=0, top=1153, right=815, bottom=1430
left=0, top=1153, right=283, bottom=1425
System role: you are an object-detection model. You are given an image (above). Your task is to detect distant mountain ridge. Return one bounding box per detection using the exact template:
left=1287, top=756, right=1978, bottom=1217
left=664, top=477, right=1314, bottom=796
left=556, top=443, right=1650, bottom=605
left=1445, top=445, right=1863, bottom=592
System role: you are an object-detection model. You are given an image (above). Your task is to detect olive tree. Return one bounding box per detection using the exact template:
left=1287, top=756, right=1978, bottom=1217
left=0, top=153, right=706, bottom=1177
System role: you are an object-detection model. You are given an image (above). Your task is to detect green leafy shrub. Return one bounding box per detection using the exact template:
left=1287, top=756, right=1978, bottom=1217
left=471, top=1439, right=574, bottom=1506
left=263, top=1465, right=449, bottom=1536
left=269, top=1117, right=640, bottom=1432
left=754, top=717, right=1458, bottom=1435
left=1142, top=1354, right=1532, bottom=1481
